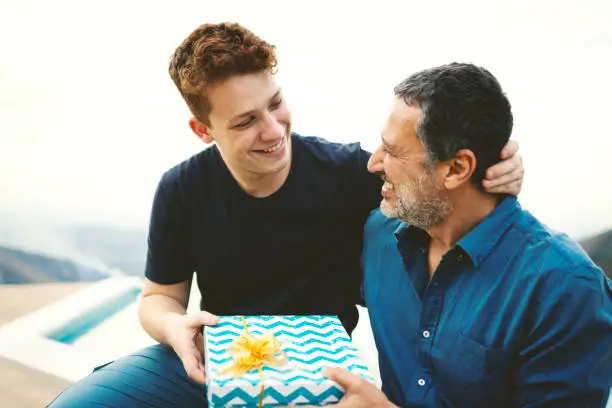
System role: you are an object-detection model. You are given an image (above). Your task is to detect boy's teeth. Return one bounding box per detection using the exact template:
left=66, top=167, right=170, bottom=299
left=263, top=140, right=282, bottom=152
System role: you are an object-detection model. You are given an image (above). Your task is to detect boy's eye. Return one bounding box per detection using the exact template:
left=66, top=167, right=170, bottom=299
left=235, top=117, right=254, bottom=128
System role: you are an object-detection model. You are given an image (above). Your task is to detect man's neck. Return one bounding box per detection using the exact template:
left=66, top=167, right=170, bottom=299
left=426, top=189, right=501, bottom=254
left=225, top=160, right=292, bottom=198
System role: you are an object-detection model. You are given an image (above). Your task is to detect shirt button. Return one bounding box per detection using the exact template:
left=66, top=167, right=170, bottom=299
left=422, top=330, right=431, bottom=338
left=456, top=253, right=464, bottom=262
left=417, top=378, right=426, bottom=387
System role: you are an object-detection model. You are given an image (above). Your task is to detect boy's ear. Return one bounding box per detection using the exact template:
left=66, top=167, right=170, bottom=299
left=189, top=117, right=214, bottom=144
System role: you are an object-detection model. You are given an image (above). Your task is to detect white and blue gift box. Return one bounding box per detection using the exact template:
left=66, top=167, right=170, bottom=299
left=204, top=315, right=375, bottom=407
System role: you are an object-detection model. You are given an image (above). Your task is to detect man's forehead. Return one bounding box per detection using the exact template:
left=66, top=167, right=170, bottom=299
left=391, top=98, right=421, bottom=125
left=383, top=100, right=422, bottom=147
left=207, top=72, right=280, bottom=117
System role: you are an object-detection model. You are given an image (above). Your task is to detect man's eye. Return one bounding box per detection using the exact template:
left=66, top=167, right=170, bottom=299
left=270, top=99, right=282, bottom=109
left=235, top=117, right=254, bottom=128
left=383, top=146, right=395, bottom=157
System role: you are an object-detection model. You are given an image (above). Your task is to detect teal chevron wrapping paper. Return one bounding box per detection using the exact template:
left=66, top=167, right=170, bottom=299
left=204, top=315, right=375, bottom=407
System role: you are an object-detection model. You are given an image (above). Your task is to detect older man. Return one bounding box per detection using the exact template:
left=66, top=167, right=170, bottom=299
left=321, top=63, right=612, bottom=408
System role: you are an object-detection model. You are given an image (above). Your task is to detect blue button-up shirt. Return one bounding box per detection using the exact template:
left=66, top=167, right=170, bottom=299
left=362, top=196, right=612, bottom=408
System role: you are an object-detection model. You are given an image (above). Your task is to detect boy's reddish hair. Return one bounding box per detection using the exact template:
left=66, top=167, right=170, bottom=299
left=169, top=22, right=278, bottom=125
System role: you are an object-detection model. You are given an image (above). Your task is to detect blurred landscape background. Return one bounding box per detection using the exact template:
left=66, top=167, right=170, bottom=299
left=0, top=224, right=146, bottom=284
left=1, top=224, right=610, bottom=285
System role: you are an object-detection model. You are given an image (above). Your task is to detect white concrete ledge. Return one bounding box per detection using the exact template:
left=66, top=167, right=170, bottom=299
left=0, top=277, right=143, bottom=382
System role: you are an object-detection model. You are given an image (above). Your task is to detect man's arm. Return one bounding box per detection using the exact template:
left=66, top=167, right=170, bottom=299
left=139, top=172, right=194, bottom=341
left=137, top=173, right=218, bottom=384
left=517, top=266, right=612, bottom=407
left=139, top=278, right=190, bottom=346
left=482, top=140, right=524, bottom=194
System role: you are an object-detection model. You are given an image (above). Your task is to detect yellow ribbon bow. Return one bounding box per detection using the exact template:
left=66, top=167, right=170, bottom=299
left=221, top=316, right=289, bottom=407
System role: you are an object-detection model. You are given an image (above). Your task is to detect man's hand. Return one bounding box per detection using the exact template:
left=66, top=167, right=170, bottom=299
left=162, top=310, right=219, bottom=384
left=483, top=139, right=524, bottom=195
left=293, top=367, right=397, bottom=408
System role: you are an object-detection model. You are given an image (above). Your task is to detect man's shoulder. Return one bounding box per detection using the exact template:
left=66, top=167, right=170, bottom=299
left=509, top=208, right=605, bottom=285
left=158, top=145, right=218, bottom=189
left=293, top=133, right=370, bottom=167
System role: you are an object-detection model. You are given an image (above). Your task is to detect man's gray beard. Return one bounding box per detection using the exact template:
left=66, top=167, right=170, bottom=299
left=380, top=180, right=453, bottom=229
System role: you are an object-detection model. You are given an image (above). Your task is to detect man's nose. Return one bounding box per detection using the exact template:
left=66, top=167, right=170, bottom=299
left=367, top=147, right=384, bottom=174
left=260, top=112, right=285, bottom=141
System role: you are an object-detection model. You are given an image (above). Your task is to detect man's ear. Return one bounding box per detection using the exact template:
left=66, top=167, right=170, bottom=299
left=443, top=149, right=477, bottom=190
left=189, top=117, right=214, bottom=144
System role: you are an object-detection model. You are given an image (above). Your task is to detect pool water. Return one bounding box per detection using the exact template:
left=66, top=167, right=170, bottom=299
left=46, top=287, right=142, bottom=344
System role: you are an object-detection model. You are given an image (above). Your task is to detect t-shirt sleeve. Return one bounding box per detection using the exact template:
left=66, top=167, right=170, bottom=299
left=354, top=147, right=383, bottom=214
left=144, top=173, right=193, bottom=284
left=351, top=146, right=383, bottom=308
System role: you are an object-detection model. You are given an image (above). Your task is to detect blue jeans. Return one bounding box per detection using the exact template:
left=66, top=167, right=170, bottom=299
left=46, top=344, right=208, bottom=407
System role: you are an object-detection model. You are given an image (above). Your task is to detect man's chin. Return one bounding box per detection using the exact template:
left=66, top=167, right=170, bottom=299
left=380, top=200, right=400, bottom=219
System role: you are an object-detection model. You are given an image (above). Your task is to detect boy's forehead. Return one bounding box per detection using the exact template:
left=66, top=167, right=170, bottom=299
left=208, top=72, right=280, bottom=117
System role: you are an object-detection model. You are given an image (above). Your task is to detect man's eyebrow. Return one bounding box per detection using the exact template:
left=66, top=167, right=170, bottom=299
left=230, top=90, right=282, bottom=122
left=269, top=89, right=281, bottom=101
left=382, top=136, right=396, bottom=152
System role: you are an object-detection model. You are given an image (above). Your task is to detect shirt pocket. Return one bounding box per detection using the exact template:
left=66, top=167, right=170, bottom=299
left=437, top=331, right=512, bottom=408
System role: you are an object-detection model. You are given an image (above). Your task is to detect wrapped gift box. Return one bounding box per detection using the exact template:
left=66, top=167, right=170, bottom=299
left=204, top=315, right=375, bottom=407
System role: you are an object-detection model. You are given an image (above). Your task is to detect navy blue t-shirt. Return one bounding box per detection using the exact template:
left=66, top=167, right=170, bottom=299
left=144, top=133, right=382, bottom=333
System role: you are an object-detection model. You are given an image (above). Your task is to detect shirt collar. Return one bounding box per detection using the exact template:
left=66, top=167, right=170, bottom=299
left=393, top=196, right=521, bottom=267
left=457, top=196, right=521, bottom=267
left=394, top=221, right=430, bottom=252
left=394, top=222, right=409, bottom=238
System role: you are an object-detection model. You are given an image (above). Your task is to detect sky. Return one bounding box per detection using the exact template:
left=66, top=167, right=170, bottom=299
left=1, top=0, right=611, bottom=241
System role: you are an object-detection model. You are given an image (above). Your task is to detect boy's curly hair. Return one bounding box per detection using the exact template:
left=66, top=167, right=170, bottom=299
left=169, top=22, right=278, bottom=125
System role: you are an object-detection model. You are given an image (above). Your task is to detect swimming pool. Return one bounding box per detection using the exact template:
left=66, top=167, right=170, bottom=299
left=0, top=277, right=150, bottom=382
left=45, top=287, right=142, bottom=344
